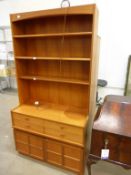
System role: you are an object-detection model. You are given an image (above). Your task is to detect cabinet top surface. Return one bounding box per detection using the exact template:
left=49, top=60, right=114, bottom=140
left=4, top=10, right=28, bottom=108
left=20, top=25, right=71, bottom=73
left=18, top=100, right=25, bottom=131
left=12, top=104, right=88, bottom=128
left=93, top=95, right=131, bottom=137
left=10, top=4, right=97, bottom=22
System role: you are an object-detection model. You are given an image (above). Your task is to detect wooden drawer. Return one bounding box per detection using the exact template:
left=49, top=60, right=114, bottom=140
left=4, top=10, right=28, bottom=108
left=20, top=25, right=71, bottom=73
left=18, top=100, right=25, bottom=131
left=64, top=144, right=83, bottom=160
left=12, top=112, right=44, bottom=133
left=46, top=139, right=62, bottom=154
left=45, top=120, right=83, bottom=144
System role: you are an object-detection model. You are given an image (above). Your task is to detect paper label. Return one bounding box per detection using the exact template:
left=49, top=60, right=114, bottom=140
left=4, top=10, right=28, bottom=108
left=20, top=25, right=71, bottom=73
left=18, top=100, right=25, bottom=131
left=101, top=149, right=109, bottom=160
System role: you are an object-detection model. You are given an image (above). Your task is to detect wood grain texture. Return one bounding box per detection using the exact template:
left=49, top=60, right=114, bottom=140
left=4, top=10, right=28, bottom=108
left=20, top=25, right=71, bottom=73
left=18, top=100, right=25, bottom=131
left=89, top=95, right=131, bottom=172
left=10, top=4, right=99, bottom=175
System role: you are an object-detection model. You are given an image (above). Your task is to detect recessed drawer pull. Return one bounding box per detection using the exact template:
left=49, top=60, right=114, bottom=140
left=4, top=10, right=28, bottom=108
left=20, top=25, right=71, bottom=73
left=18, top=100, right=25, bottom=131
left=104, top=138, right=109, bottom=149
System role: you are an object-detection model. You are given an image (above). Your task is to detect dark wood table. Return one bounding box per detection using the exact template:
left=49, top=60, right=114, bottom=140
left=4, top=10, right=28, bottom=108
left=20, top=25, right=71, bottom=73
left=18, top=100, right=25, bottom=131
left=87, top=95, right=131, bottom=175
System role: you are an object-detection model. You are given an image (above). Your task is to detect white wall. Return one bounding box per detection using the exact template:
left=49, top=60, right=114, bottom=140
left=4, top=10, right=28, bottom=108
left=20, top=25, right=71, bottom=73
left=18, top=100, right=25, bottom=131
left=0, top=0, right=131, bottom=92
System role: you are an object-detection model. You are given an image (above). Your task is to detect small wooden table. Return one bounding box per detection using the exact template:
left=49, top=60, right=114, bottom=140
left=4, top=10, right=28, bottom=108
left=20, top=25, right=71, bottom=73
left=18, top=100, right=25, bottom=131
left=87, top=95, right=131, bottom=175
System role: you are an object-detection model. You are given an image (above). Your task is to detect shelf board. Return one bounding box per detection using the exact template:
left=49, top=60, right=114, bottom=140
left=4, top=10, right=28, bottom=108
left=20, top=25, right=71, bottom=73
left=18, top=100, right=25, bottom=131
left=15, top=56, right=91, bottom=61
left=13, top=103, right=88, bottom=127
left=13, top=32, right=92, bottom=38
left=19, top=75, right=89, bottom=85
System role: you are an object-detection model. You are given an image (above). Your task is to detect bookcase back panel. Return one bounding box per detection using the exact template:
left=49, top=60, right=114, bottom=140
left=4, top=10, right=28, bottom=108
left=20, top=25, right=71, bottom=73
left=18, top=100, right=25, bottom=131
left=19, top=80, right=89, bottom=110
left=60, top=61, right=90, bottom=81
left=12, top=16, right=65, bottom=35
left=63, top=36, right=91, bottom=58
left=14, top=38, right=62, bottom=57
left=14, top=36, right=91, bottom=58
left=17, top=79, right=30, bottom=104
left=16, top=60, right=90, bottom=81
left=65, top=15, right=93, bottom=32
left=12, top=15, right=93, bottom=35
left=16, top=60, right=60, bottom=77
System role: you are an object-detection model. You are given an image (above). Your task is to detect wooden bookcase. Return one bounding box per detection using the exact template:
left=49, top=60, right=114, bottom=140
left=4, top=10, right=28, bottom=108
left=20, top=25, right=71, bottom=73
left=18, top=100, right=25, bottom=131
left=10, top=4, right=99, bottom=175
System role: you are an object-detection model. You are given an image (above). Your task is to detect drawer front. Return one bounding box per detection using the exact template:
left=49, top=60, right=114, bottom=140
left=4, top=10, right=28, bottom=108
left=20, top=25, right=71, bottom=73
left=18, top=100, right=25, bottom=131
left=64, top=133, right=83, bottom=144
left=12, top=112, right=44, bottom=133
left=45, top=121, right=83, bottom=144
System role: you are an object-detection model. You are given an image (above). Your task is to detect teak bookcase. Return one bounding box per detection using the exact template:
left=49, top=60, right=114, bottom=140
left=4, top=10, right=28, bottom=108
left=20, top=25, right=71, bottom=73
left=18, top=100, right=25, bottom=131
left=10, top=4, right=99, bottom=175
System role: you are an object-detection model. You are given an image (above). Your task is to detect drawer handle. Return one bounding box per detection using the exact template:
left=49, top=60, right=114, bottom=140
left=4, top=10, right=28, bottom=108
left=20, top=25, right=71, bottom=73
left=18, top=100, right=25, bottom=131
left=104, top=138, right=109, bottom=149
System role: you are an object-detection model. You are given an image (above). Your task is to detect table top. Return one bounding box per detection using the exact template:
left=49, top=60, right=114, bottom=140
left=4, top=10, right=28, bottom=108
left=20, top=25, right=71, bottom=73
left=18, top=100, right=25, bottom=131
left=93, top=95, right=131, bottom=137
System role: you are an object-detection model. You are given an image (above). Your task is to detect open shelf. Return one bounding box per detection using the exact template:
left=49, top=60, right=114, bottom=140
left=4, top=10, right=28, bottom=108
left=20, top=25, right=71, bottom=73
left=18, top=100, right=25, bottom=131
left=17, top=80, right=89, bottom=110
left=19, top=75, right=89, bottom=85
left=15, top=56, right=91, bottom=61
left=16, top=59, right=90, bottom=84
left=13, top=32, right=92, bottom=38
left=14, top=36, right=91, bottom=58
left=12, top=15, right=93, bottom=35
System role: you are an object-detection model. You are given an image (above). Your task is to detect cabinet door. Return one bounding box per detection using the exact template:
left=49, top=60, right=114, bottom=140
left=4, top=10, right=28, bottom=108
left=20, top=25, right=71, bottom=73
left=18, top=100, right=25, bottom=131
left=46, top=151, right=62, bottom=166
left=29, top=134, right=44, bottom=160
left=46, top=139, right=62, bottom=154
left=63, top=144, right=83, bottom=172
left=46, top=139, right=62, bottom=166
left=15, top=130, right=29, bottom=155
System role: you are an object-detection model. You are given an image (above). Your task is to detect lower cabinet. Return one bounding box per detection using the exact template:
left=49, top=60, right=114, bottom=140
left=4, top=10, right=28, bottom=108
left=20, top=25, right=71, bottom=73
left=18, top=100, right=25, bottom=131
left=14, top=129, right=84, bottom=174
